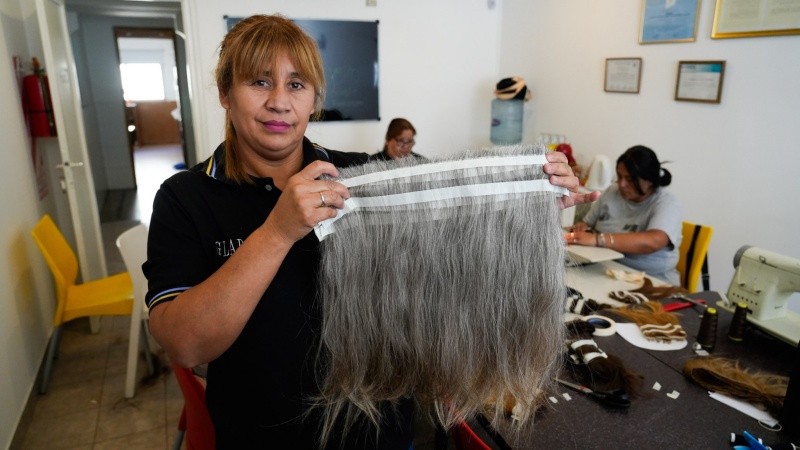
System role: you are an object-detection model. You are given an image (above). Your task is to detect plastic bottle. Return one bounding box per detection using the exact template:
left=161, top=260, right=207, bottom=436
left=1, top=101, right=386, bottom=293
left=490, top=99, right=523, bottom=145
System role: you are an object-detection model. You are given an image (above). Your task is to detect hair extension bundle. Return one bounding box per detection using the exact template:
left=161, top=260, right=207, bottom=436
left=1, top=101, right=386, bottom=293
left=608, top=301, right=687, bottom=343
left=683, top=357, right=789, bottom=415
left=566, top=287, right=613, bottom=315
left=608, top=290, right=649, bottom=305
left=316, top=144, right=567, bottom=443
left=565, top=319, right=643, bottom=396
left=631, top=278, right=690, bottom=300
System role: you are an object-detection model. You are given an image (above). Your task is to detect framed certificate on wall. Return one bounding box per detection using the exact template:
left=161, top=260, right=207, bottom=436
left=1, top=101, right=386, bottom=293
left=640, top=0, right=701, bottom=44
left=675, top=61, right=726, bottom=103
left=604, top=58, right=643, bottom=93
left=712, top=0, right=800, bottom=39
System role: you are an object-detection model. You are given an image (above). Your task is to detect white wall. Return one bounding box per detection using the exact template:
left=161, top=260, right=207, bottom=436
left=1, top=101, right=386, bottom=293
left=500, top=0, right=800, bottom=295
left=185, top=0, right=503, bottom=160
left=0, top=0, right=60, bottom=447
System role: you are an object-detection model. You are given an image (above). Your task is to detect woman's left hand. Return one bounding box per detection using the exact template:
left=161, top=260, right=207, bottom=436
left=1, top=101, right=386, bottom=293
left=564, top=229, right=595, bottom=246
left=544, top=151, right=601, bottom=209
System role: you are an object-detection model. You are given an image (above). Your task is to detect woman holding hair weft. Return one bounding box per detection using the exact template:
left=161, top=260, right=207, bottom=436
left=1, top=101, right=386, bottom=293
left=566, top=145, right=682, bottom=285
left=143, top=14, right=597, bottom=449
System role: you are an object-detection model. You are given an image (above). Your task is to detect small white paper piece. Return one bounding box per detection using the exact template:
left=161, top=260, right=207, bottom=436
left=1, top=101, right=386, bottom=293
left=708, top=391, right=779, bottom=427
left=666, top=390, right=680, bottom=399
left=652, top=382, right=662, bottom=391
left=562, top=393, right=572, bottom=401
left=616, top=323, right=688, bottom=351
left=548, top=396, right=558, bottom=404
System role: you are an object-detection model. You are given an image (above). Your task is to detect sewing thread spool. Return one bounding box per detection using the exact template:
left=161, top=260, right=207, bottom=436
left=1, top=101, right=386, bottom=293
left=727, top=302, right=748, bottom=342
left=696, top=307, right=718, bottom=351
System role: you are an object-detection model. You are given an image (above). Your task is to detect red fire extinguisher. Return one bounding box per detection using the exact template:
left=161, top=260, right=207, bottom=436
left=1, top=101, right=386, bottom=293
left=22, top=57, right=57, bottom=137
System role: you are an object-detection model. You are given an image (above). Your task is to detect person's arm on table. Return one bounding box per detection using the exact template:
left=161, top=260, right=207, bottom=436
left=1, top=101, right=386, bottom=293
left=148, top=162, right=349, bottom=368
left=567, top=228, right=669, bottom=254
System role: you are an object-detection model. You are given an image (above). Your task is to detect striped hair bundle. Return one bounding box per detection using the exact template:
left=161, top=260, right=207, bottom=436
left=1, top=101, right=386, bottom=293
left=609, top=301, right=687, bottom=343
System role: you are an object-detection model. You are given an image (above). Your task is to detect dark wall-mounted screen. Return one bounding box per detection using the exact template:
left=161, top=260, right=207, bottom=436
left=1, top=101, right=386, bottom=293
left=225, top=16, right=380, bottom=121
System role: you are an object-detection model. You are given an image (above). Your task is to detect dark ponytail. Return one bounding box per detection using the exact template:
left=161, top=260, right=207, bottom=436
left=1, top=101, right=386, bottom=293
left=618, top=145, right=671, bottom=195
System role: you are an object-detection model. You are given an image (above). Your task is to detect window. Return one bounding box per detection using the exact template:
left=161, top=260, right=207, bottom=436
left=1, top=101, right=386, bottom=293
left=120, top=63, right=165, bottom=101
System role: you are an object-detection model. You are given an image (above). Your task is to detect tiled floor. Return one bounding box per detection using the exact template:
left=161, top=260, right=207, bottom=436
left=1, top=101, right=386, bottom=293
left=18, top=316, right=183, bottom=449
left=15, top=143, right=450, bottom=449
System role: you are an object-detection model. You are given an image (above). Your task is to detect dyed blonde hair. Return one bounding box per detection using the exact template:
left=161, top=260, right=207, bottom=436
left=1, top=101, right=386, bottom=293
left=215, top=14, right=326, bottom=183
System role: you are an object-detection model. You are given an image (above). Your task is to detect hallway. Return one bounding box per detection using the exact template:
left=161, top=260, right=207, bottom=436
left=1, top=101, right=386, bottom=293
left=100, top=144, right=185, bottom=226
left=14, top=145, right=184, bottom=449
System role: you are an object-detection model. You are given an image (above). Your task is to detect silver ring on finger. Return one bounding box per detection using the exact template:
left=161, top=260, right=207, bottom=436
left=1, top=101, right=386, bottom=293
left=319, top=192, right=326, bottom=207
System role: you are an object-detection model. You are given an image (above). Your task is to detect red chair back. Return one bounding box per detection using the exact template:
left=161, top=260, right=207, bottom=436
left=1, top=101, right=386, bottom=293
left=172, top=365, right=215, bottom=450
left=451, top=420, right=492, bottom=450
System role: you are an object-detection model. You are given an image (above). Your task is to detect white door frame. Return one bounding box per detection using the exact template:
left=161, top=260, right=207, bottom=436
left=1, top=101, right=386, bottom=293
left=36, top=0, right=107, bottom=283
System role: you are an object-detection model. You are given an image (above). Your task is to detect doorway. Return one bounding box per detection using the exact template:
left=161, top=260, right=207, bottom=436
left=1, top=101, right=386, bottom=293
left=63, top=1, right=196, bottom=224
left=112, top=27, right=186, bottom=223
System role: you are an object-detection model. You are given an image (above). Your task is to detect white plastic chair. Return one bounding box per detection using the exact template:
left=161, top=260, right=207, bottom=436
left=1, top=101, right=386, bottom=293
left=116, top=223, right=155, bottom=398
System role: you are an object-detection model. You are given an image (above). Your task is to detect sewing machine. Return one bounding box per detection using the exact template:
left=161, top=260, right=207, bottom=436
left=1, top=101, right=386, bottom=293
left=718, top=246, right=800, bottom=346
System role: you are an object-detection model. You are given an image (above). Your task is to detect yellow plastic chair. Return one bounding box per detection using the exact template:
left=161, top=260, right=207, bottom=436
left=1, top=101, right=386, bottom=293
left=31, top=214, right=134, bottom=394
left=677, top=221, right=714, bottom=292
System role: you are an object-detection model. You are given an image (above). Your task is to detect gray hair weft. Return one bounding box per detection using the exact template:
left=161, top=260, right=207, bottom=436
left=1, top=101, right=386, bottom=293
left=316, top=144, right=566, bottom=444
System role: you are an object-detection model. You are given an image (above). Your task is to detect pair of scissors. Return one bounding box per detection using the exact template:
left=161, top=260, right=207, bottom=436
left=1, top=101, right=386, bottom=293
left=554, top=378, right=631, bottom=409
left=662, top=294, right=707, bottom=312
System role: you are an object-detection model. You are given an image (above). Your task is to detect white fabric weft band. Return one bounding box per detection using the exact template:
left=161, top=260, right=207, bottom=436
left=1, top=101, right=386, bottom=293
left=314, top=179, right=568, bottom=240
left=340, top=154, right=550, bottom=188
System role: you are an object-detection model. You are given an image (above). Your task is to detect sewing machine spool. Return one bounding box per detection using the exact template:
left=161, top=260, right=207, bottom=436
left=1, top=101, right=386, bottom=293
left=717, top=246, right=800, bottom=347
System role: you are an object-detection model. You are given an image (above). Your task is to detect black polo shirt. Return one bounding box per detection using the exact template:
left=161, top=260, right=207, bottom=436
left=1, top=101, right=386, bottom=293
left=144, top=137, right=414, bottom=449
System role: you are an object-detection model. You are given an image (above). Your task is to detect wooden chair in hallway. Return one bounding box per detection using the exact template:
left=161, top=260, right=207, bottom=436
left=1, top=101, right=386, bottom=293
left=677, top=221, right=714, bottom=292
left=172, top=365, right=215, bottom=450
left=31, top=214, right=134, bottom=394
left=116, top=223, right=156, bottom=398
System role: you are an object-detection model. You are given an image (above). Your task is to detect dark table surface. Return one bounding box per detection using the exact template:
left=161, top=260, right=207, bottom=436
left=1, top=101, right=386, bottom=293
left=473, top=291, right=799, bottom=449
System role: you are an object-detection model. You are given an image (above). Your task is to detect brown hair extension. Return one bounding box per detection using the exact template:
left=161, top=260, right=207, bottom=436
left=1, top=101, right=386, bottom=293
left=631, top=278, right=690, bottom=300
left=608, top=301, right=687, bottom=342
left=565, top=320, right=643, bottom=396
left=683, top=357, right=788, bottom=415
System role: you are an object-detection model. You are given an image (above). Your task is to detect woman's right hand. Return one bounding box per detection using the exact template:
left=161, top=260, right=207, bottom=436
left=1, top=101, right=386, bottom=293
left=263, top=161, right=351, bottom=244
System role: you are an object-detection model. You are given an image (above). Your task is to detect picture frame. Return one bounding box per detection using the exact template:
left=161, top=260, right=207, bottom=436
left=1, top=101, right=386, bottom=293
left=640, top=0, right=701, bottom=44
left=712, top=0, right=800, bottom=39
left=604, top=58, right=643, bottom=94
left=675, top=61, right=726, bottom=104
